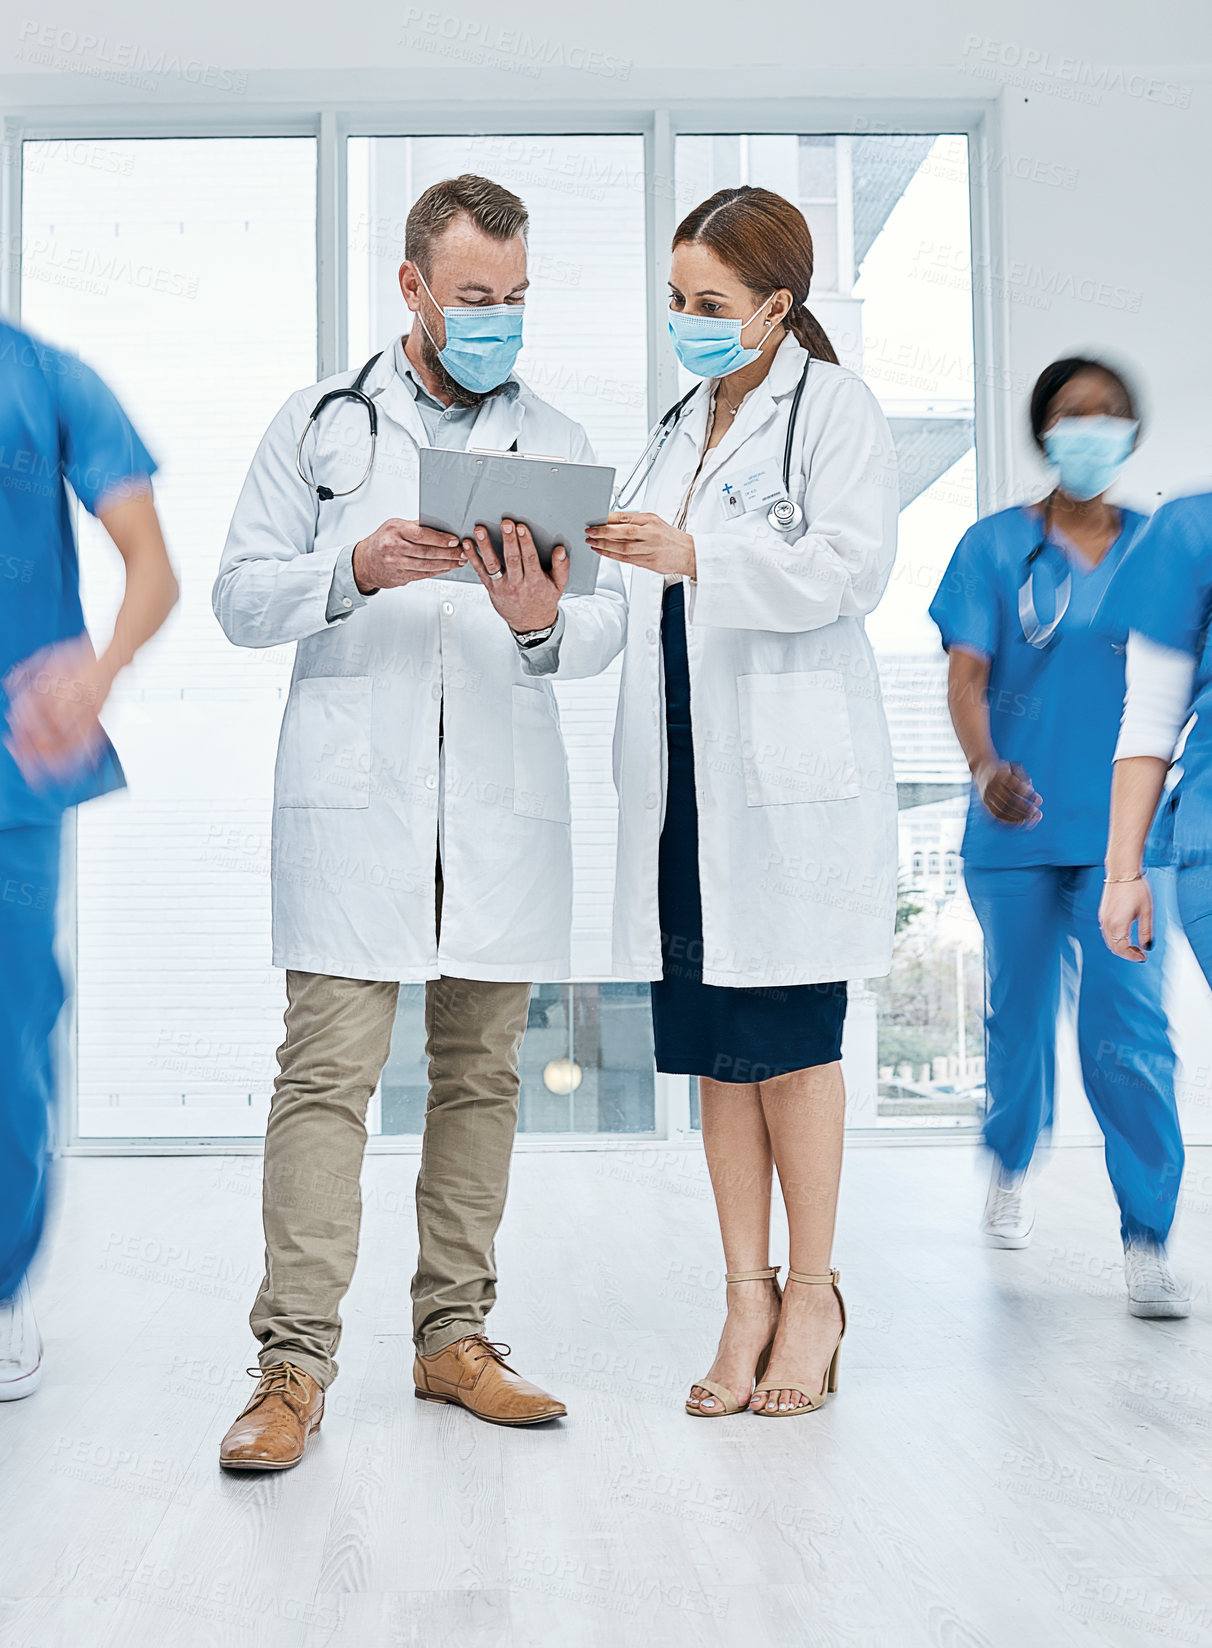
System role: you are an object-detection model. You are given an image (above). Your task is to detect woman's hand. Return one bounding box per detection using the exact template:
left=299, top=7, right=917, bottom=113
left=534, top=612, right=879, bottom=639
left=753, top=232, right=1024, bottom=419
left=973, top=758, right=1042, bottom=826
left=586, top=511, right=696, bottom=579
left=1100, top=876, right=1153, bottom=962
left=463, top=519, right=568, bottom=633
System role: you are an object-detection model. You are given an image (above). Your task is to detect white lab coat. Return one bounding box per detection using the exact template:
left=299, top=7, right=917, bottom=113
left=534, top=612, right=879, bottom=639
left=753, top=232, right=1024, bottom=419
left=611, top=334, right=899, bottom=988
left=214, top=348, right=626, bottom=983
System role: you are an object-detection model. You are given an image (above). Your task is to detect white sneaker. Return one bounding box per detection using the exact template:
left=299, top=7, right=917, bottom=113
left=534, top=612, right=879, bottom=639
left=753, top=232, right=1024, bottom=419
left=0, top=1278, right=43, bottom=1400
left=1124, top=1242, right=1190, bottom=1319
left=982, top=1163, right=1034, bottom=1248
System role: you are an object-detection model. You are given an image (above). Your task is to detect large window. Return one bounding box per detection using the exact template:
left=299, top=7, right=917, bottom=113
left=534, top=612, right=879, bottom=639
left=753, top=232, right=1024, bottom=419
left=17, top=114, right=986, bottom=1146
left=22, top=137, right=317, bottom=1140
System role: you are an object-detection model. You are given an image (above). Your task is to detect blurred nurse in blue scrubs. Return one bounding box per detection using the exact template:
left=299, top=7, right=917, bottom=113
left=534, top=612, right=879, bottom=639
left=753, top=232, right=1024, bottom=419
left=1101, top=493, right=1212, bottom=989
left=930, top=356, right=1187, bottom=1320
left=0, top=321, right=177, bottom=1398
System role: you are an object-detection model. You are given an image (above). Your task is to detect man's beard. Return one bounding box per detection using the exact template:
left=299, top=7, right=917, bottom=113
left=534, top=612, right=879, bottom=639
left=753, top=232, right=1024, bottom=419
left=414, top=321, right=505, bottom=410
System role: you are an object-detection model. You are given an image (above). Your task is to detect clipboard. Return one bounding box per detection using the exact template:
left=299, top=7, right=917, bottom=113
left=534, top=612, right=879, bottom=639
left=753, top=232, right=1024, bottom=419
left=418, top=445, right=615, bottom=596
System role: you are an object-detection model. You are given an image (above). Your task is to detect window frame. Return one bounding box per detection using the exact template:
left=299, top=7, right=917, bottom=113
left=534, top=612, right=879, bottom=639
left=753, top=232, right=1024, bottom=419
left=2, top=97, right=1004, bottom=1154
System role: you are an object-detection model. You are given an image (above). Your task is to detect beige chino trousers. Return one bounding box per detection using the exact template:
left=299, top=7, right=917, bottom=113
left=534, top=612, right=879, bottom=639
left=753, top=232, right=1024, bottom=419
left=249, top=878, right=532, bottom=1387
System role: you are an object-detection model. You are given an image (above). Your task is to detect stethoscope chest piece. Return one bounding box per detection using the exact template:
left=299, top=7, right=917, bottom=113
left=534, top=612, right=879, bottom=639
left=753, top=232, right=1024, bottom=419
left=1018, top=554, right=1071, bottom=649
left=768, top=496, right=803, bottom=532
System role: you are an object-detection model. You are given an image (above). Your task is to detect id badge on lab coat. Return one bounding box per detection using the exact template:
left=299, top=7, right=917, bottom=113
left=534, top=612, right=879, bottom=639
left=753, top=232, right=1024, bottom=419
left=719, top=460, right=785, bottom=523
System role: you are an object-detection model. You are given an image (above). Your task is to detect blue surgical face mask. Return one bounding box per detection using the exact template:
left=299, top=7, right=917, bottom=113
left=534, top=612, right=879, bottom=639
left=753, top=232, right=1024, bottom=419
left=1043, top=415, right=1138, bottom=501
left=415, top=268, right=524, bottom=394
left=667, top=295, right=775, bottom=379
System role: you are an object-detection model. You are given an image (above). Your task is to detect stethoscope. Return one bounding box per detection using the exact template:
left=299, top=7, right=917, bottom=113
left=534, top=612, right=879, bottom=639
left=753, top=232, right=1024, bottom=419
left=1018, top=541, right=1070, bottom=649
left=297, top=351, right=382, bottom=501
left=614, top=356, right=813, bottom=533
left=295, top=348, right=517, bottom=501
left=1018, top=498, right=1086, bottom=648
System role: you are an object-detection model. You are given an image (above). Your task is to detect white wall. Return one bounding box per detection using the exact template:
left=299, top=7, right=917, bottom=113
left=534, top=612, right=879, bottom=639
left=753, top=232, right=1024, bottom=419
left=1, top=0, right=1206, bottom=79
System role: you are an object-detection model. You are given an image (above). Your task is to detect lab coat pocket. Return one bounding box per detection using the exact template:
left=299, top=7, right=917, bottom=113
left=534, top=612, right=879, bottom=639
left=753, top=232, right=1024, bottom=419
left=736, top=670, right=859, bottom=806
left=511, top=683, right=571, bottom=825
left=276, top=676, right=373, bottom=809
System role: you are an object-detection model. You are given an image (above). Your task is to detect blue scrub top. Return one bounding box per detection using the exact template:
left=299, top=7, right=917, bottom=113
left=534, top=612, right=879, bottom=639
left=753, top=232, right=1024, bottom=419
left=1098, top=493, right=1212, bottom=867
left=0, top=321, right=157, bottom=827
left=929, top=503, right=1147, bottom=868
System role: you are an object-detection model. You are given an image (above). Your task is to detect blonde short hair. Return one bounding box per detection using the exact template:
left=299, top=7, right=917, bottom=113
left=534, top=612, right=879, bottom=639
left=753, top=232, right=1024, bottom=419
left=405, top=173, right=529, bottom=276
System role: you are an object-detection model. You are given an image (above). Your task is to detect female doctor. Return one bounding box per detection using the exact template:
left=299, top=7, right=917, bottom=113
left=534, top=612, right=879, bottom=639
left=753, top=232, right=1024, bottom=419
left=929, top=357, right=1186, bottom=1319
left=589, top=186, right=899, bottom=1418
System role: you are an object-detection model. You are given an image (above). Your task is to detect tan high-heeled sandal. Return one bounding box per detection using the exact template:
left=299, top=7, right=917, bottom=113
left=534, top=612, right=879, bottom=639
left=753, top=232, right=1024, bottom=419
left=685, top=1266, right=782, bottom=1417
left=751, top=1268, right=846, bottom=1417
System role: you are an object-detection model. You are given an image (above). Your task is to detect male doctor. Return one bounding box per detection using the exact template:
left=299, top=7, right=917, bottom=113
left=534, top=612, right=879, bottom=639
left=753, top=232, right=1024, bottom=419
left=213, top=174, right=625, bottom=1468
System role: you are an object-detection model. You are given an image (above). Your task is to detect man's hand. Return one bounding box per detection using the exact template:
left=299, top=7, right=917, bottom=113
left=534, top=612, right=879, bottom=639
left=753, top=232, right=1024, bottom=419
left=352, top=520, right=466, bottom=593
left=974, top=758, right=1042, bottom=827
left=3, top=634, right=113, bottom=787
left=586, top=510, right=695, bottom=578
left=463, top=519, right=568, bottom=633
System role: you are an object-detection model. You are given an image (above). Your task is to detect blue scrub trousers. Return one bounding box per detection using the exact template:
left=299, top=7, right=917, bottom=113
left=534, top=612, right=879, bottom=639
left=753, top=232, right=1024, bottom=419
left=0, top=823, right=63, bottom=1300
left=1176, top=864, right=1212, bottom=989
left=964, top=862, right=1182, bottom=1246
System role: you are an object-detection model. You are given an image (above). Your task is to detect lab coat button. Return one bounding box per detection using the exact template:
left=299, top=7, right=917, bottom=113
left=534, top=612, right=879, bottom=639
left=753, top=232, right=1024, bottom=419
left=431, top=685, right=441, bottom=701
left=646, top=627, right=657, bottom=644
left=425, top=774, right=437, bottom=790
left=342, top=597, right=352, bottom=608
left=645, top=792, right=658, bottom=809
left=442, top=601, right=454, bottom=615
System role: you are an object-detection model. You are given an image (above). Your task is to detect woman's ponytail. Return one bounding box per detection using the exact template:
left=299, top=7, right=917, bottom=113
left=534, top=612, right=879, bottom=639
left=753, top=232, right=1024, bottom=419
left=787, top=303, right=839, bottom=365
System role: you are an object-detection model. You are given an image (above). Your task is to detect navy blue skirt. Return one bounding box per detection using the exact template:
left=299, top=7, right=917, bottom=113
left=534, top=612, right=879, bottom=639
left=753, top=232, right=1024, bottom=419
left=650, top=584, right=848, bottom=1083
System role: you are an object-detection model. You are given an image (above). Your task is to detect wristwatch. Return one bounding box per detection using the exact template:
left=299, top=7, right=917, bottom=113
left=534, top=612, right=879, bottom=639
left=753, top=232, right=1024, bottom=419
left=511, top=622, right=557, bottom=649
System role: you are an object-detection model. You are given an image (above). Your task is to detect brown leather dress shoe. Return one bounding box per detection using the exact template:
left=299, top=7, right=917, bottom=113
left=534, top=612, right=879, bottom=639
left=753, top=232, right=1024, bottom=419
left=414, top=1337, right=566, bottom=1426
left=219, top=1363, right=324, bottom=1471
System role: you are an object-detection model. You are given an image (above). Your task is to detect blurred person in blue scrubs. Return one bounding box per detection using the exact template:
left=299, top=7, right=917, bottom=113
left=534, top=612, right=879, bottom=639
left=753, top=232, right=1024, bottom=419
left=930, top=356, right=1187, bottom=1319
left=1101, top=493, right=1212, bottom=989
left=0, top=320, right=177, bottom=1398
